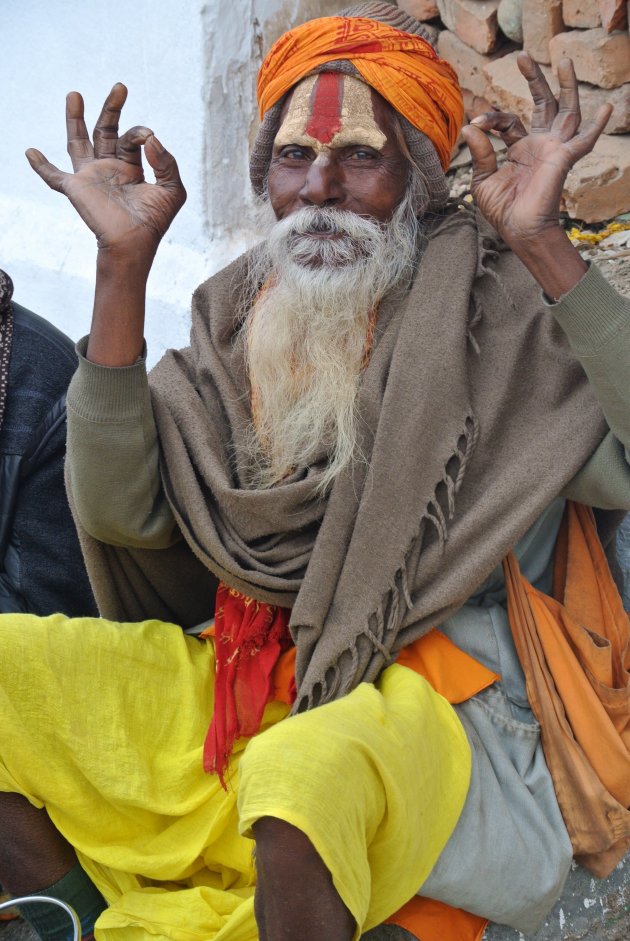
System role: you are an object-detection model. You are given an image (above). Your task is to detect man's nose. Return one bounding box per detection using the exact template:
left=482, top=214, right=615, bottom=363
left=299, top=158, right=343, bottom=207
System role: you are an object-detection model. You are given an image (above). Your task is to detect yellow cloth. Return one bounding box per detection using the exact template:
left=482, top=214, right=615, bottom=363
left=0, top=614, right=470, bottom=940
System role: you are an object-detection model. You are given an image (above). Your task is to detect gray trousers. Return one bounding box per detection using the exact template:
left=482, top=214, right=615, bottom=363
left=421, top=682, right=572, bottom=934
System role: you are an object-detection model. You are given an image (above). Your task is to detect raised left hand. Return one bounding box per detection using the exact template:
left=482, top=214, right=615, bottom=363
left=462, top=53, right=612, bottom=252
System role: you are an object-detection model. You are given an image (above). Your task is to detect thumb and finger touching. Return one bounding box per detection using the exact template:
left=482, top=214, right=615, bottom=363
left=25, top=85, right=186, bottom=255
left=468, top=110, right=528, bottom=146
left=116, top=126, right=155, bottom=169
left=144, top=134, right=186, bottom=196
left=462, top=52, right=612, bottom=189
left=26, top=82, right=183, bottom=190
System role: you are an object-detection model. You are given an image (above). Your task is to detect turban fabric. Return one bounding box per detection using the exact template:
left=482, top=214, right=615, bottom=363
left=257, top=16, right=464, bottom=171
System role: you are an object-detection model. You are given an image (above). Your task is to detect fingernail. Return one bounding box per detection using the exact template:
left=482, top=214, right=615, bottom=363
left=470, top=116, right=485, bottom=125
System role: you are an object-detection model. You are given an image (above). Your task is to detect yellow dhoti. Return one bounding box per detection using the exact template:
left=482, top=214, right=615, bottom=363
left=0, top=614, right=470, bottom=940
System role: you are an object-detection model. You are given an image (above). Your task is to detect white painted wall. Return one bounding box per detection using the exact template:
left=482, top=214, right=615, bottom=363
left=1, top=0, right=206, bottom=363
left=0, top=0, right=349, bottom=365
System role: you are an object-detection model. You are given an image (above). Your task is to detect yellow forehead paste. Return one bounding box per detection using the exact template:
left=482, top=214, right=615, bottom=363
left=274, top=73, right=387, bottom=155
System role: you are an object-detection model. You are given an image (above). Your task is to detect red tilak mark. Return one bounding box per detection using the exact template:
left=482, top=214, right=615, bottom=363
left=305, top=73, right=344, bottom=145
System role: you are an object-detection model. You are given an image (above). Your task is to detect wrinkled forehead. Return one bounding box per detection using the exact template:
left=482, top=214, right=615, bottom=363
left=274, top=72, right=387, bottom=151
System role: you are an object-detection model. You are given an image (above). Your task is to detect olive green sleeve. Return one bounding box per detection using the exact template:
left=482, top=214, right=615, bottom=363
left=66, top=338, right=179, bottom=548
left=551, top=264, right=630, bottom=510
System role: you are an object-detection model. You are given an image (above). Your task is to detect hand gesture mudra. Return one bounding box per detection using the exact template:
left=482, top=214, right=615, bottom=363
left=462, top=53, right=612, bottom=251
left=26, top=84, right=186, bottom=266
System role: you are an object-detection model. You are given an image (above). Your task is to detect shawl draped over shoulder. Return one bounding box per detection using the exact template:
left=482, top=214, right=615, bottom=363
left=75, top=209, right=608, bottom=711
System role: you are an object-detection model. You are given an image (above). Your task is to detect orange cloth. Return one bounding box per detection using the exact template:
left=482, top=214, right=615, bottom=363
left=257, top=15, right=464, bottom=170
left=272, top=627, right=498, bottom=706
left=386, top=896, right=487, bottom=941
left=538, top=507, right=630, bottom=806
left=396, top=628, right=500, bottom=702
left=271, top=644, right=297, bottom=704
left=504, top=501, right=630, bottom=876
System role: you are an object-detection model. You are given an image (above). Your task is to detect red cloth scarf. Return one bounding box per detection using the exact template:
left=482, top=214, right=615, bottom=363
left=203, top=583, right=294, bottom=786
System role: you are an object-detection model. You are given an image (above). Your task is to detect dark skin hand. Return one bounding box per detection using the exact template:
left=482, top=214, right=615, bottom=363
left=462, top=52, right=612, bottom=299
left=26, top=84, right=186, bottom=365
left=26, top=83, right=185, bottom=260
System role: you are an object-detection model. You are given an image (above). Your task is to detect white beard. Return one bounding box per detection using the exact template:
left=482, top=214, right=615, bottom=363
left=241, top=190, right=421, bottom=492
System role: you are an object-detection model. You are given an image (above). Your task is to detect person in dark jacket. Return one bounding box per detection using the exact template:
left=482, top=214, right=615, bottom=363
left=0, top=269, right=97, bottom=616
left=0, top=269, right=98, bottom=925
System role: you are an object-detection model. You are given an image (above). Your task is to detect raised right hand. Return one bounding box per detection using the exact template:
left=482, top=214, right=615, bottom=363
left=26, top=83, right=186, bottom=267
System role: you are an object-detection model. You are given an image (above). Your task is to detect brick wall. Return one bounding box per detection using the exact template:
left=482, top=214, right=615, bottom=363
left=399, top=0, right=630, bottom=222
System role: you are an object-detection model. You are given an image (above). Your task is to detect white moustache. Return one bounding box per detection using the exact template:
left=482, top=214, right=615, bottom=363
left=269, top=208, right=387, bottom=269
left=276, top=206, right=384, bottom=239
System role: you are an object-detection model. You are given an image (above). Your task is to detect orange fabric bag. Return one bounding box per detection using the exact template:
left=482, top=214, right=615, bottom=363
left=503, top=501, right=630, bottom=877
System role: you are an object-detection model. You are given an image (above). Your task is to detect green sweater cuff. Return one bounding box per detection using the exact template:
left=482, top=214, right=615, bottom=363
left=550, top=263, right=630, bottom=355
left=67, top=336, right=151, bottom=423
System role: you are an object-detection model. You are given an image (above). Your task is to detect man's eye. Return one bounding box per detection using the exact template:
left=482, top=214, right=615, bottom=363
left=281, top=147, right=309, bottom=160
left=348, top=148, right=377, bottom=161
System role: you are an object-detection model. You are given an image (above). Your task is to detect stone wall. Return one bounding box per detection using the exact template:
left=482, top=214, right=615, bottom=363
left=399, top=0, right=630, bottom=223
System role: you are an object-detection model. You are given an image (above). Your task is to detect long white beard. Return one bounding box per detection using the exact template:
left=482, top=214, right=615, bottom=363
left=242, top=190, right=421, bottom=491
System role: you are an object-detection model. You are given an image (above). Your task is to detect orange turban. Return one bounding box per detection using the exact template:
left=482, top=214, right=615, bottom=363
left=257, top=16, right=464, bottom=171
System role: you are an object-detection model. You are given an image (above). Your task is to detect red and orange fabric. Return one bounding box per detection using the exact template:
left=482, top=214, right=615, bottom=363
left=200, top=583, right=293, bottom=786
left=257, top=15, right=464, bottom=170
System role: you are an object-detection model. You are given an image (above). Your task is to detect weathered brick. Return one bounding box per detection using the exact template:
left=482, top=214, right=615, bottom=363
left=497, top=0, right=523, bottom=43
left=563, top=134, right=630, bottom=222
left=549, top=28, right=630, bottom=89
left=437, top=28, right=514, bottom=98
left=397, top=0, right=440, bottom=20
left=577, top=81, right=630, bottom=134
left=563, top=0, right=602, bottom=27
left=436, top=0, right=502, bottom=54
left=522, top=0, right=565, bottom=66
left=483, top=52, right=559, bottom=125
left=598, top=0, right=628, bottom=32
left=483, top=51, right=630, bottom=133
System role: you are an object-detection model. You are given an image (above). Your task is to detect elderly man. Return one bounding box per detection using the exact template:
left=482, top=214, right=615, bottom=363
left=1, top=3, right=629, bottom=940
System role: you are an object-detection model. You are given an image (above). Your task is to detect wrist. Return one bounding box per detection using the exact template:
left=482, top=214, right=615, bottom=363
left=505, top=226, right=587, bottom=301
left=96, top=243, right=155, bottom=283
left=89, top=250, right=150, bottom=367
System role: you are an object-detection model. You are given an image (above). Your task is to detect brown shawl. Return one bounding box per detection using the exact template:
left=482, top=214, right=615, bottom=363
left=78, top=208, right=609, bottom=711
